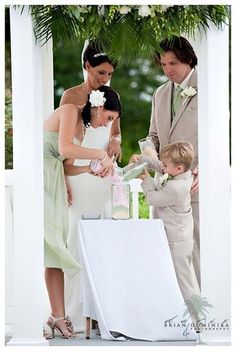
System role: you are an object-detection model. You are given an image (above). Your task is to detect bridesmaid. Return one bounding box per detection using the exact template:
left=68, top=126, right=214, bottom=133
left=43, top=86, right=121, bottom=339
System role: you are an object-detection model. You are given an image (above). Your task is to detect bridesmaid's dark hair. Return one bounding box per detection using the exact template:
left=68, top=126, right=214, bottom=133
left=82, top=86, right=121, bottom=127
left=155, top=36, right=197, bottom=68
left=83, top=41, right=117, bottom=69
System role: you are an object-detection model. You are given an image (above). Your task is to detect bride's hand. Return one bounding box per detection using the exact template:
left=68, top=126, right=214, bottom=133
left=99, top=165, right=114, bottom=178
left=100, top=152, right=113, bottom=169
left=129, top=154, right=141, bottom=164
left=107, top=138, right=121, bottom=161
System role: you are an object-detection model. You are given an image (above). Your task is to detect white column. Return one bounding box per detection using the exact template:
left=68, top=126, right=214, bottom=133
left=197, top=24, right=231, bottom=344
left=7, top=6, right=53, bottom=345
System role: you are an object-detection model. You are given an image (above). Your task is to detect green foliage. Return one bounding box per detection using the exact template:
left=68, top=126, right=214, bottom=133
left=138, top=193, right=150, bottom=219
left=27, top=4, right=230, bottom=65
left=53, top=41, right=84, bottom=107
left=5, top=94, right=13, bottom=169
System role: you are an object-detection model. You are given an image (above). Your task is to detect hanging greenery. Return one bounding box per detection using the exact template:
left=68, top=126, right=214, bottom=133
left=24, top=4, right=229, bottom=65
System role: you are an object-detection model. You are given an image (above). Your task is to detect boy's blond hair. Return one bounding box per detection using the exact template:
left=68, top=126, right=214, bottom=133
left=160, top=141, right=194, bottom=171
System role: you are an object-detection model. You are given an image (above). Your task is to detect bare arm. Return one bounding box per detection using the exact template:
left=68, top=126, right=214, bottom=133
left=60, top=88, right=80, bottom=106
left=63, top=158, right=90, bottom=206
left=108, top=118, right=122, bottom=161
left=58, top=104, right=110, bottom=165
left=63, top=158, right=90, bottom=176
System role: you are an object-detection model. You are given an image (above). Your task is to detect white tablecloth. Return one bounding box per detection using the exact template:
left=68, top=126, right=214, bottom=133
left=78, top=219, right=197, bottom=341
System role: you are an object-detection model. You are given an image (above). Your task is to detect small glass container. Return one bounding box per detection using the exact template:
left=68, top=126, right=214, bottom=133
left=121, top=161, right=147, bottom=182
left=138, top=137, right=158, bottom=159
left=90, top=159, right=103, bottom=173
left=111, top=182, right=130, bottom=220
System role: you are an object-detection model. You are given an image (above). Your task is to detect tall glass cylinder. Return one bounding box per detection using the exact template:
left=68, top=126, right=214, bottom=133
left=111, top=183, right=130, bottom=220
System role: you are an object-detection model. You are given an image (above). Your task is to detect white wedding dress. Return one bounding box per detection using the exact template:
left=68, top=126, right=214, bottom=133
left=65, top=123, right=113, bottom=332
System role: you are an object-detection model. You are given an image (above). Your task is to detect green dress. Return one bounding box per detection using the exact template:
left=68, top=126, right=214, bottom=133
left=44, top=130, right=81, bottom=276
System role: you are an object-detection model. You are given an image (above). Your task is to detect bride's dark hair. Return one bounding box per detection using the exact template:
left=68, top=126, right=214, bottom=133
left=82, top=86, right=121, bottom=127
left=83, top=40, right=117, bottom=69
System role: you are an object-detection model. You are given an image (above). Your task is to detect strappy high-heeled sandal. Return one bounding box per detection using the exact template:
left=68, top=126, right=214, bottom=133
left=44, top=315, right=76, bottom=339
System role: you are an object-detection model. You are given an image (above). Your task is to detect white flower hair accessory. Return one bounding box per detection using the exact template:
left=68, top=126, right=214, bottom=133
left=159, top=173, right=173, bottom=186
left=180, top=86, right=197, bottom=105
left=89, top=90, right=106, bottom=107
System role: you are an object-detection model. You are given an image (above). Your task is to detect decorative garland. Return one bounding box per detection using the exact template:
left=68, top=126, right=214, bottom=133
left=26, top=5, right=229, bottom=64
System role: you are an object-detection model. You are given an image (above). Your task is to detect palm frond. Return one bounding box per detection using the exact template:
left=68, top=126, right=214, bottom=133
left=17, top=5, right=230, bottom=64
left=183, top=295, right=213, bottom=319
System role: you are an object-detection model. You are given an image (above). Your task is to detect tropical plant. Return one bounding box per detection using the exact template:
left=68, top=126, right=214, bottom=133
left=183, top=294, right=213, bottom=327
left=20, top=5, right=230, bottom=65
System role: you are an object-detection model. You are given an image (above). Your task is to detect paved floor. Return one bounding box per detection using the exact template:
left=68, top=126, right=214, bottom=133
left=6, top=333, right=199, bottom=347
left=47, top=331, right=199, bottom=346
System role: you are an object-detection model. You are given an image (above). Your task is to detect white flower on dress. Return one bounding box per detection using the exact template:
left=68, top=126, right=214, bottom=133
left=159, top=173, right=173, bottom=186
left=89, top=90, right=106, bottom=107
left=119, top=6, right=131, bottom=14
left=180, top=86, right=197, bottom=105
left=138, top=5, right=151, bottom=17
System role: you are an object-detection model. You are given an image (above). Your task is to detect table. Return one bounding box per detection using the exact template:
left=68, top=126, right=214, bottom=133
left=78, top=219, right=197, bottom=341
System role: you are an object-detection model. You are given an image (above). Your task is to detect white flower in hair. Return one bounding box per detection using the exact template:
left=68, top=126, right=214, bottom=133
left=89, top=90, right=106, bottom=107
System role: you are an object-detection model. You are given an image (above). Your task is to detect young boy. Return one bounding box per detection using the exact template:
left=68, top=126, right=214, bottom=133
left=140, top=141, right=200, bottom=327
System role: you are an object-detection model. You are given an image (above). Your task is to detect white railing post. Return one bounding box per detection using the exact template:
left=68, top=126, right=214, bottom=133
left=129, top=179, right=143, bottom=219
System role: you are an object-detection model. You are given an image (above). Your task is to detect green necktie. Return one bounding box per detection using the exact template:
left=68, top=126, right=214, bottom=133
left=172, top=85, right=183, bottom=116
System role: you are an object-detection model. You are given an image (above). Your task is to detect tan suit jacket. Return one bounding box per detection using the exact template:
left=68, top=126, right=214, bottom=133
left=141, top=171, right=194, bottom=242
left=148, top=69, right=198, bottom=202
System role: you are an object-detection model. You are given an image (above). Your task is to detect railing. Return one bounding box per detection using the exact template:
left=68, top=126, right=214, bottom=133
left=129, top=178, right=152, bottom=219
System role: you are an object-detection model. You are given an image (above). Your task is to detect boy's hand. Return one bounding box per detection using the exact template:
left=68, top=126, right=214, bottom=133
left=138, top=168, right=149, bottom=180
left=129, top=154, right=141, bottom=164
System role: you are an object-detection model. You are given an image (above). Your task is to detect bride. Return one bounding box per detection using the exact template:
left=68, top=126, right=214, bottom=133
left=60, top=41, right=122, bottom=332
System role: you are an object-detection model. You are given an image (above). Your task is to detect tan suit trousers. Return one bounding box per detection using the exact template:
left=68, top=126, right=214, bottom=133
left=191, top=202, right=200, bottom=289
left=169, top=240, right=200, bottom=302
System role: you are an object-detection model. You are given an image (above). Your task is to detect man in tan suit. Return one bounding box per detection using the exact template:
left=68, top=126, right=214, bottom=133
left=141, top=141, right=200, bottom=331
left=148, top=36, right=200, bottom=288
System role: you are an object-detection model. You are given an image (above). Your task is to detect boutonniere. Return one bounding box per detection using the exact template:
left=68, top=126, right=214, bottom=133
left=159, top=173, right=173, bottom=186
left=180, top=86, right=197, bottom=106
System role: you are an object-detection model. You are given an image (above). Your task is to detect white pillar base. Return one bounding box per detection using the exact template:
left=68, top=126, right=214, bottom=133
left=7, top=337, right=49, bottom=346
